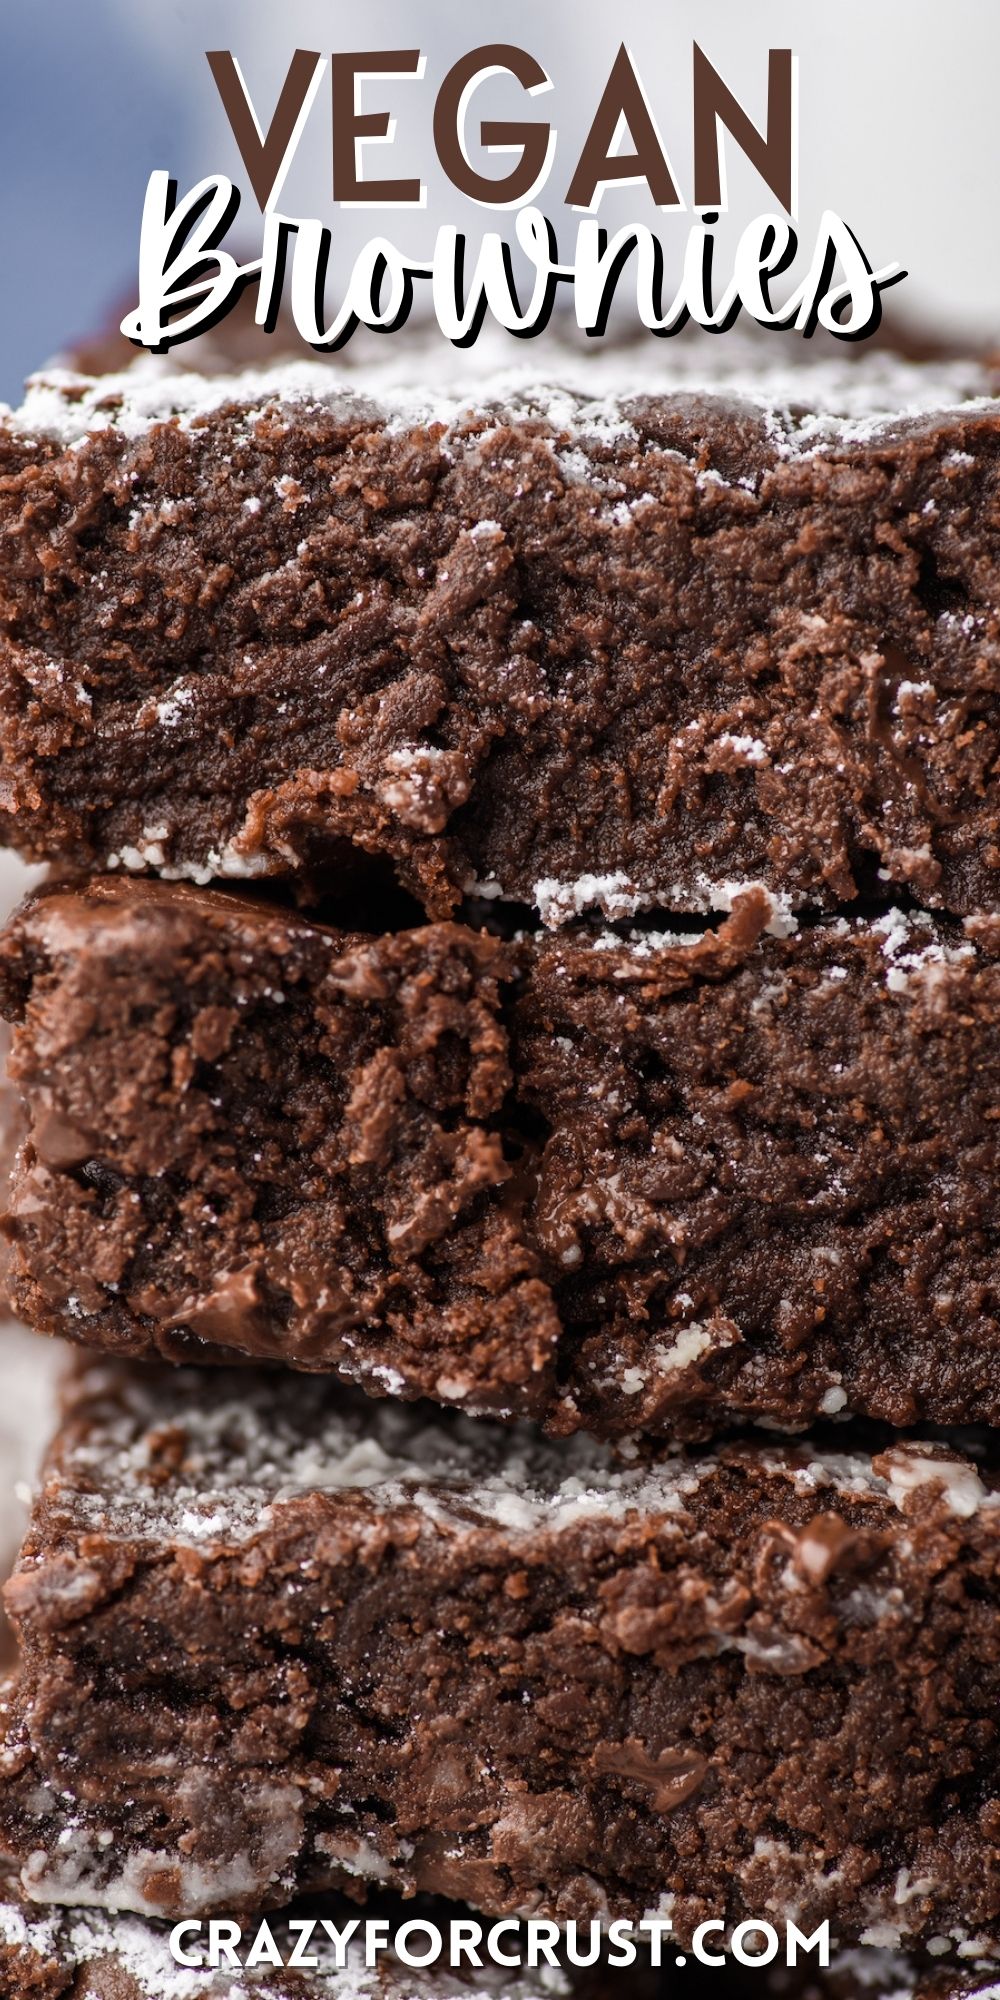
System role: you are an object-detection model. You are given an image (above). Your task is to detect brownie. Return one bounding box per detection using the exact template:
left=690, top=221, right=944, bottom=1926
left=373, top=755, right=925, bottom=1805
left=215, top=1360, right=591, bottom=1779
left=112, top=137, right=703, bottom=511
left=4, top=876, right=1000, bottom=1436
left=0, top=1893, right=994, bottom=2000
left=4, top=1358, right=1000, bottom=1946
left=0, top=347, right=998, bottom=922
left=0, top=1889, right=580, bottom=2000
left=0, top=875, right=557, bottom=1420
left=10, top=1901, right=990, bottom=2000
left=777, top=1957, right=1000, bottom=2000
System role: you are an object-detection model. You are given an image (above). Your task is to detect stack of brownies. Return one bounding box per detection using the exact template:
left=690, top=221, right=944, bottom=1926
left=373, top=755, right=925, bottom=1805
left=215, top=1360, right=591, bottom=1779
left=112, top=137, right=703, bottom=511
left=1, top=331, right=1000, bottom=1998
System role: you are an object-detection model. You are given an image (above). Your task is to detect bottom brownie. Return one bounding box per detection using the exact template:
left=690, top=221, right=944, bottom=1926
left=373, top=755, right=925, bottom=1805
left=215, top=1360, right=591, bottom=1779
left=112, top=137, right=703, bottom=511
left=0, top=1891, right=577, bottom=1999
left=0, top=1892, right=995, bottom=2000
left=783, top=1957, right=1000, bottom=2000
left=3, top=1361, right=1000, bottom=1949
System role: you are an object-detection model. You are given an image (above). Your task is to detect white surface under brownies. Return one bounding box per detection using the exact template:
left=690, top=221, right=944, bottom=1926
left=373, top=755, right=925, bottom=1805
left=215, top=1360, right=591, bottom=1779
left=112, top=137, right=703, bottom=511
left=0, top=1323, right=62, bottom=1612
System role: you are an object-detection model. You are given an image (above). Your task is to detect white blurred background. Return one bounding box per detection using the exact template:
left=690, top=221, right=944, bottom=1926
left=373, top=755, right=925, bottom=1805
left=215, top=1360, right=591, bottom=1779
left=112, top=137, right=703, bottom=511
left=0, top=851, right=58, bottom=1633
left=0, top=0, right=997, bottom=397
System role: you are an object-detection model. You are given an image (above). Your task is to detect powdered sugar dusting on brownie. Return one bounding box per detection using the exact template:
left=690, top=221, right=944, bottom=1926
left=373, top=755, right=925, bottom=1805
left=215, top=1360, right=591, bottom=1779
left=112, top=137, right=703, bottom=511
left=872, top=906, right=977, bottom=993
left=39, top=1364, right=1000, bottom=1554
left=4, top=336, right=995, bottom=460
left=532, top=870, right=800, bottom=929
left=581, top=905, right=986, bottom=981
left=51, top=1364, right=701, bottom=1544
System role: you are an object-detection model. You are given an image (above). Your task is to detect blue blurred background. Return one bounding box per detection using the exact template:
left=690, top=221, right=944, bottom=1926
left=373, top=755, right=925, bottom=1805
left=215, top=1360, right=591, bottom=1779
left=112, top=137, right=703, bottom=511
left=0, top=0, right=997, bottom=402
left=0, top=5, right=192, bottom=396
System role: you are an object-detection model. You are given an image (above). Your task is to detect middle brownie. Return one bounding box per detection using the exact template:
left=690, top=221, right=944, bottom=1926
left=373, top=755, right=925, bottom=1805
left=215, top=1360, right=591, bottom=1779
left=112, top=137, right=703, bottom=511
left=1, top=875, right=998, bottom=1438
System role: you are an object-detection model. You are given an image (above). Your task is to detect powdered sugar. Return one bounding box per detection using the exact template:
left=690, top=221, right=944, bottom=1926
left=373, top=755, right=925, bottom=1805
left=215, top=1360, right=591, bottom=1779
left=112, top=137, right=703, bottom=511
left=651, top=1324, right=717, bottom=1374
left=532, top=870, right=799, bottom=929
left=152, top=683, right=196, bottom=727
left=35, top=1363, right=1000, bottom=1562
left=5, top=338, right=994, bottom=464
left=716, top=732, right=767, bottom=763
left=45, top=1365, right=707, bottom=1546
left=765, top=1442, right=1000, bottom=1518
left=533, top=871, right=639, bottom=923
left=105, top=839, right=277, bottom=886
left=873, top=907, right=977, bottom=993
left=820, top=1385, right=848, bottom=1415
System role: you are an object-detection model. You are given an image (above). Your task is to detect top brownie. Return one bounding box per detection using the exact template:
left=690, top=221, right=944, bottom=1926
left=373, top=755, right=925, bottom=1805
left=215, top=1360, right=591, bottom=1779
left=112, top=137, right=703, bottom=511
left=0, top=343, right=997, bottom=921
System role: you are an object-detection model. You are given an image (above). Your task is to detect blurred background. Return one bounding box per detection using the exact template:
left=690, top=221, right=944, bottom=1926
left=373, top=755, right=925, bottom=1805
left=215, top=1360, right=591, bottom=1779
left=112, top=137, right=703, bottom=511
left=0, top=0, right=997, bottom=400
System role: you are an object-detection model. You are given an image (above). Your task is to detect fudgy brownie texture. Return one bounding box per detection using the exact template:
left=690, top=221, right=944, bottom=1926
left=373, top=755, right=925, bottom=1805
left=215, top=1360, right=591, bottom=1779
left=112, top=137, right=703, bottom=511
left=0, top=874, right=556, bottom=1419
left=4, top=877, right=1000, bottom=1436
left=0, top=348, right=998, bottom=923
left=3, top=1359, right=1000, bottom=1943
